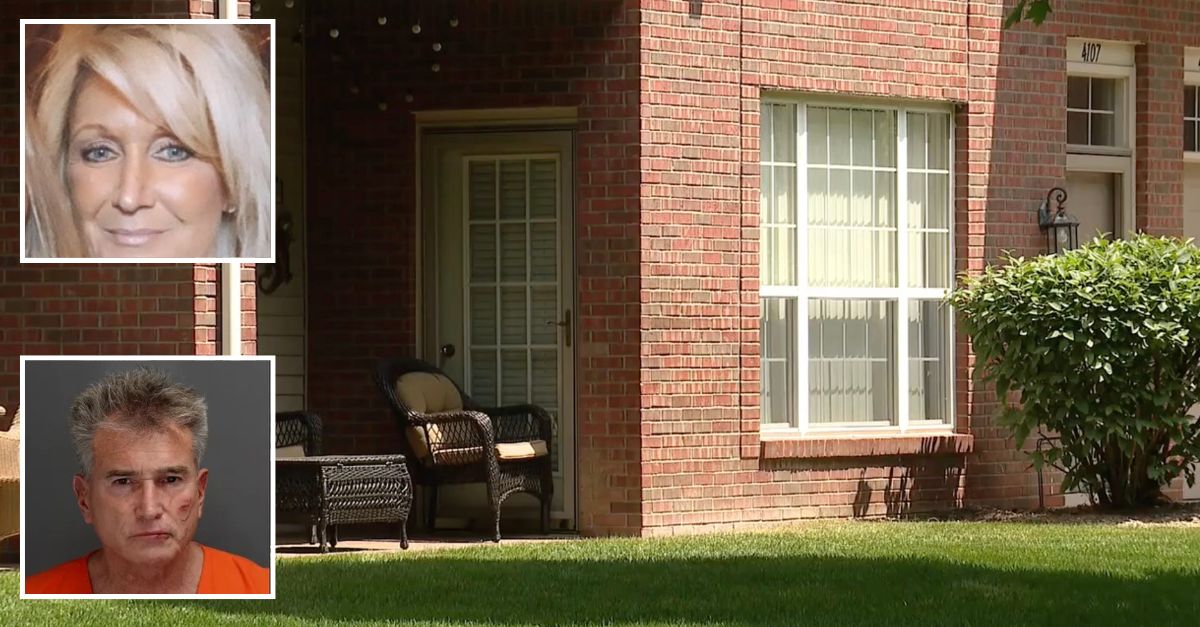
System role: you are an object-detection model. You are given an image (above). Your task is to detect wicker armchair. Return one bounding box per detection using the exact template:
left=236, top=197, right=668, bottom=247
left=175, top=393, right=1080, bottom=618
left=0, top=407, right=18, bottom=542
left=375, top=358, right=553, bottom=541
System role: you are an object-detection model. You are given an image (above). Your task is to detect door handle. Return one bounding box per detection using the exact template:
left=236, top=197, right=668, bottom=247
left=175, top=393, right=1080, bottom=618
left=440, top=343, right=456, bottom=358
left=544, top=309, right=571, bottom=347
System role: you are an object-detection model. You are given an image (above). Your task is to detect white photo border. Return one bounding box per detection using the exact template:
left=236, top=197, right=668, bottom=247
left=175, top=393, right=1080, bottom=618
left=18, top=18, right=277, bottom=264
left=18, top=354, right=277, bottom=600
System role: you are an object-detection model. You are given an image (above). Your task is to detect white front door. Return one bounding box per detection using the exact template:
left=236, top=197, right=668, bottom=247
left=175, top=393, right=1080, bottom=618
left=421, top=129, right=576, bottom=525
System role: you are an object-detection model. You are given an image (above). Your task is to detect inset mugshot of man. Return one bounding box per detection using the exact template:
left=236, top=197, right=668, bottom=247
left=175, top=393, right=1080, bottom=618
left=25, top=368, right=268, bottom=594
left=23, top=22, right=272, bottom=259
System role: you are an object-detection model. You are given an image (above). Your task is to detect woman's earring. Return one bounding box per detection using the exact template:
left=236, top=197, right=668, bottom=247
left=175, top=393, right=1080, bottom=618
left=224, top=206, right=238, bottom=215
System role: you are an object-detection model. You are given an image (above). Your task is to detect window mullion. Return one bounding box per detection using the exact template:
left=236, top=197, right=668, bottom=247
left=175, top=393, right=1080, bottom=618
left=896, top=111, right=911, bottom=433
left=796, top=104, right=809, bottom=432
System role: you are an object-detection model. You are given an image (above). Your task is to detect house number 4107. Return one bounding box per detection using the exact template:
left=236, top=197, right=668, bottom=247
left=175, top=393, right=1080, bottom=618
left=1081, top=42, right=1102, bottom=63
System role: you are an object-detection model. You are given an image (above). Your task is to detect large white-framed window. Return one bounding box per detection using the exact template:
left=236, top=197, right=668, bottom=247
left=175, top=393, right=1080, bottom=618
left=759, top=98, right=955, bottom=434
left=1066, top=39, right=1136, bottom=241
left=1185, top=48, right=1200, bottom=162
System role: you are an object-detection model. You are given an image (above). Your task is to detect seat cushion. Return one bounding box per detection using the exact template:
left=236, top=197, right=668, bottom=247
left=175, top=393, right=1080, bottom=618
left=395, top=372, right=467, bottom=463
left=276, top=444, right=307, bottom=459
left=496, top=439, right=549, bottom=461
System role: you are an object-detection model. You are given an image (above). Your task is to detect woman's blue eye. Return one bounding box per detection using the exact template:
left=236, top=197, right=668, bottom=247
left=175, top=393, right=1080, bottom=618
left=157, top=143, right=193, bottom=162
left=82, top=146, right=116, bottom=162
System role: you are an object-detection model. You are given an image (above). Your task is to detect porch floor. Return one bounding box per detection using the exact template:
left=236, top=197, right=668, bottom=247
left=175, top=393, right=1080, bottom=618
left=276, top=531, right=577, bottom=557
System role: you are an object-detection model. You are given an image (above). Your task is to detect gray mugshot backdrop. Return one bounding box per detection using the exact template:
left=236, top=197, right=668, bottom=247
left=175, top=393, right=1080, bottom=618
left=23, top=359, right=272, bottom=574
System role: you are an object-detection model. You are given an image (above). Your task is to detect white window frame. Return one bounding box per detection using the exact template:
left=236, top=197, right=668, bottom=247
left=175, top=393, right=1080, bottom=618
left=1066, top=39, right=1136, bottom=239
left=759, top=95, right=956, bottom=436
left=1185, top=48, right=1200, bottom=163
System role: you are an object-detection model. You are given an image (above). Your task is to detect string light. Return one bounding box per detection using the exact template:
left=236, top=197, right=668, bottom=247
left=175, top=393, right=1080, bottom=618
left=295, top=6, right=464, bottom=110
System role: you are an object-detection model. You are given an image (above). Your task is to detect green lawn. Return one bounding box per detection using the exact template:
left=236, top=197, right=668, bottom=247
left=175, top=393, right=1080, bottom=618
left=3, top=521, right=1199, bottom=626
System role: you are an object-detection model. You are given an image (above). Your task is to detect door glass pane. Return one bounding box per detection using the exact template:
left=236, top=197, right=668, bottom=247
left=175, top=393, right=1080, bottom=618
left=809, top=299, right=895, bottom=424
left=909, top=300, right=950, bottom=424
left=499, top=223, right=527, bottom=281
left=531, top=286, right=558, bottom=345
left=530, top=222, right=557, bottom=282
left=500, top=286, right=527, bottom=345
left=469, top=225, right=496, bottom=282
left=500, top=349, right=527, bottom=406
left=470, top=286, right=497, bottom=345
left=464, top=153, right=563, bottom=434
left=760, top=297, right=795, bottom=426
left=499, top=159, right=526, bottom=219
left=529, top=159, right=557, bottom=218
left=469, top=161, right=496, bottom=220
left=470, top=349, right=498, bottom=407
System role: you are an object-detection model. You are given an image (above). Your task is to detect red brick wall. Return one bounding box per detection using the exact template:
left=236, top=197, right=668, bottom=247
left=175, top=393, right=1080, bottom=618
left=639, top=0, right=974, bottom=534
left=638, top=0, right=1200, bottom=532
left=965, top=1, right=1200, bottom=508
left=302, top=0, right=642, bottom=536
left=0, top=1, right=236, bottom=411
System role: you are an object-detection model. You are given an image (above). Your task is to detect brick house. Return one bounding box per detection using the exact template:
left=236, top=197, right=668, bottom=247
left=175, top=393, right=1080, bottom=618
left=2, top=0, right=1199, bottom=539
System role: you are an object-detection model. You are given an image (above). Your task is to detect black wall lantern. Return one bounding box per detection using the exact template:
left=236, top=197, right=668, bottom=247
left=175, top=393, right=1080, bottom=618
left=1037, top=186, right=1080, bottom=255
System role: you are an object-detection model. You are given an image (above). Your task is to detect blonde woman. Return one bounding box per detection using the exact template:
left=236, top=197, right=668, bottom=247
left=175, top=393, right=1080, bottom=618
left=24, top=23, right=271, bottom=259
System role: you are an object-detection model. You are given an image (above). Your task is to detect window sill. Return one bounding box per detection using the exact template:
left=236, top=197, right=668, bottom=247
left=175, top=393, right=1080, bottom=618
left=759, top=432, right=973, bottom=460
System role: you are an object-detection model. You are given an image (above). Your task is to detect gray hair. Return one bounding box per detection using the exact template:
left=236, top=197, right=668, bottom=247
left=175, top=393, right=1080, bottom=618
left=70, top=368, right=208, bottom=476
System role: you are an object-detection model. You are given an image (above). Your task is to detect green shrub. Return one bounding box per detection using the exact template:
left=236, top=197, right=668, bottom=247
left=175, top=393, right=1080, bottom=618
left=948, top=235, right=1200, bottom=507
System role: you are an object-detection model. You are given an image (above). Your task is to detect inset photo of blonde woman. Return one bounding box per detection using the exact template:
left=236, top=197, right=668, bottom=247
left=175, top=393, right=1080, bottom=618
left=21, top=20, right=274, bottom=262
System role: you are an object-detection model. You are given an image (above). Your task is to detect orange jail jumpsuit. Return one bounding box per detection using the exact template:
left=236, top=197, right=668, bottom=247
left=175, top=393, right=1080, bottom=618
left=25, top=544, right=269, bottom=594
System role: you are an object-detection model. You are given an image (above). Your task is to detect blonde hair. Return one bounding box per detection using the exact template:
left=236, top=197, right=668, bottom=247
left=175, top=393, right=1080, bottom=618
left=24, top=23, right=271, bottom=258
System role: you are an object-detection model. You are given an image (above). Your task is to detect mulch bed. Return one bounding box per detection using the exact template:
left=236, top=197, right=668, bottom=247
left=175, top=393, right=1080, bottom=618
left=899, top=502, right=1200, bottom=527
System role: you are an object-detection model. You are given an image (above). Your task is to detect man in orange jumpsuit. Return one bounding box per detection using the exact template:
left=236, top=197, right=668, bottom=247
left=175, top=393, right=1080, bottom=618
left=26, top=368, right=269, bottom=595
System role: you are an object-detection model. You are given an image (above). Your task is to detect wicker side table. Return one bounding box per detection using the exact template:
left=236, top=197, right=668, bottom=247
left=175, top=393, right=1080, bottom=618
left=277, top=454, right=412, bottom=552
